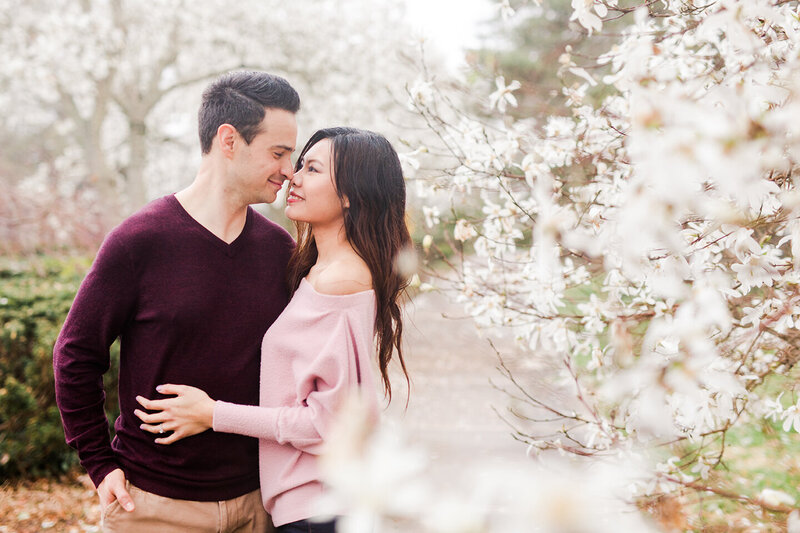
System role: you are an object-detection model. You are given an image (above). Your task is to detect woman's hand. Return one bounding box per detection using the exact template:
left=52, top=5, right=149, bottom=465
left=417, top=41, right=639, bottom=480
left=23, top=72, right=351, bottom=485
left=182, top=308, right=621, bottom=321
left=134, top=384, right=215, bottom=445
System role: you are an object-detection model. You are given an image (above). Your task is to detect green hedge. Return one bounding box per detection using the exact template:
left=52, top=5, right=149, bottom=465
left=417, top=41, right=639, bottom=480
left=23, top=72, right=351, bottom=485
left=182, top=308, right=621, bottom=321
left=0, top=256, right=120, bottom=479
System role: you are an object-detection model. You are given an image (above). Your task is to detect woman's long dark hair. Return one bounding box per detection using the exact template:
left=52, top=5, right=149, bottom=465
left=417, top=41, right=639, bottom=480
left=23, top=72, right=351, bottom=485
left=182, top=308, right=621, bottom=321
left=287, top=127, right=411, bottom=401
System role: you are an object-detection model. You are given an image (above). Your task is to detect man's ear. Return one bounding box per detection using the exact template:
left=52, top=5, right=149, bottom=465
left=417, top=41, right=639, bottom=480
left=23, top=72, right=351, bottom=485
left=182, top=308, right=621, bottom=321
left=217, top=124, right=237, bottom=159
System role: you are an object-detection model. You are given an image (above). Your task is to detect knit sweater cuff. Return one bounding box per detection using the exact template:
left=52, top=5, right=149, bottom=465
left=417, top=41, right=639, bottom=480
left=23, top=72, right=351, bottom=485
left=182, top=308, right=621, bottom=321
left=213, top=400, right=280, bottom=441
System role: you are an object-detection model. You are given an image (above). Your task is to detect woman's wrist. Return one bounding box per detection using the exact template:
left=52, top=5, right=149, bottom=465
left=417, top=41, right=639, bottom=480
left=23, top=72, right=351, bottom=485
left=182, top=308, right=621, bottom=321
left=205, top=399, right=216, bottom=429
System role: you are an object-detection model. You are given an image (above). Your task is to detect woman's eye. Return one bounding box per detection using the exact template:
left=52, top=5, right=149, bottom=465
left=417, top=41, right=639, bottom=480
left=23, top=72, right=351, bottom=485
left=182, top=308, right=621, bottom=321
left=308, top=165, right=318, bottom=173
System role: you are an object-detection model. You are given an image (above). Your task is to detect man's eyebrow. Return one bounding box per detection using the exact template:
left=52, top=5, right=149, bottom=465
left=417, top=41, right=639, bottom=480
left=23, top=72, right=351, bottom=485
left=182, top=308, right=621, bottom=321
left=271, top=145, right=295, bottom=153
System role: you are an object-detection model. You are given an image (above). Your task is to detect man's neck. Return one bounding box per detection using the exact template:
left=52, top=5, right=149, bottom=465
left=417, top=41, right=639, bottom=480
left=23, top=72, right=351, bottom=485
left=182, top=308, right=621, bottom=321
left=176, top=166, right=249, bottom=244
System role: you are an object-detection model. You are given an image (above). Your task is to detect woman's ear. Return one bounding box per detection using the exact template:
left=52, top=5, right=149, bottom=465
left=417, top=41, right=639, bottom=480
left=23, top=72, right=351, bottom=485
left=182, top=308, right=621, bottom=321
left=342, top=196, right=350, bottom=209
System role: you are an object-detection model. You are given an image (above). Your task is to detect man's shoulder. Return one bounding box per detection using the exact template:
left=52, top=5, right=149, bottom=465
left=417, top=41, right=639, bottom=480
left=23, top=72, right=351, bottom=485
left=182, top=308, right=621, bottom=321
left=105, top=196, right=178, bottom=246
left=127, top=195, right=176, bottom=224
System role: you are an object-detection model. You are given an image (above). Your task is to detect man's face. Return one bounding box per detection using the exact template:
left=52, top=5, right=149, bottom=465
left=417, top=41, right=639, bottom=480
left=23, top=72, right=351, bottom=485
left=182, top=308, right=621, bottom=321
left=233, top=108, right=297, bottom=204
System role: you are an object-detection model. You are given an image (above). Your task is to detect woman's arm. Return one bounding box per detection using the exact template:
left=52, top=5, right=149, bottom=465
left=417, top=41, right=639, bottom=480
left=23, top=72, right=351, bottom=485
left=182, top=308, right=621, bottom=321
left=213, top=400, right=327, bottom=453
left=135, top=383, right=338, bottom=453
left=136, top=312, right=372, bottom=451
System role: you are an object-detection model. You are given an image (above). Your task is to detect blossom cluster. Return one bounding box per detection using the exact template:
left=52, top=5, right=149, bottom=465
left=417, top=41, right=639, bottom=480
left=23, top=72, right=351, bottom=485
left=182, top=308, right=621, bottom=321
left=393, top=0, right=800, bottom=527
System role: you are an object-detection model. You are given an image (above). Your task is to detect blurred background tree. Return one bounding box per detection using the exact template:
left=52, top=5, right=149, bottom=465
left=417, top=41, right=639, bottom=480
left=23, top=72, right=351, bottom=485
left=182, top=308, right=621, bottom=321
left=469, top=0, right=577, bottom=117
left=0, top=0, right=419, bottom=254
left=465, top=0, right=640, bottom=118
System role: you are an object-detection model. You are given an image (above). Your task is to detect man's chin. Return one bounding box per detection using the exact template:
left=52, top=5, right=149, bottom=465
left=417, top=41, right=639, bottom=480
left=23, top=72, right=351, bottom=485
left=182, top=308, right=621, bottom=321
left=247, top=193, right=277, bottom=206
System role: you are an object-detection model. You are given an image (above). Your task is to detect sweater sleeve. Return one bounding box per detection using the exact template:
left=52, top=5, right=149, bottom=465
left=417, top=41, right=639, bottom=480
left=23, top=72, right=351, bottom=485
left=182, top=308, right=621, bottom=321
left=53, top=228, right=138, bottom=488
left=213, top=313, right=364, bottom=455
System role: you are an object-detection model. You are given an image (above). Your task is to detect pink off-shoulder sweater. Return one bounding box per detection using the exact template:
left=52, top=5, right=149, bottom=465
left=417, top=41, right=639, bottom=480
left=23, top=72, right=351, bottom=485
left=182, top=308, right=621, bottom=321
left=213, top=278, right=378, bottom=527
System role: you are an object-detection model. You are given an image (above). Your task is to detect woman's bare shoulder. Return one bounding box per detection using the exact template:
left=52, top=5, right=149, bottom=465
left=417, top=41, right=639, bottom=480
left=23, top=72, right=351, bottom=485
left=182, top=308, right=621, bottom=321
left=314, top=257, right=372, bottom=295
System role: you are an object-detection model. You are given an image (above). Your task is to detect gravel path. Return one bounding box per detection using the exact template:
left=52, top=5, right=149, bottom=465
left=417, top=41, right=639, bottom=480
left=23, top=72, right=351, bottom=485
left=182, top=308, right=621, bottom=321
left=384, top=290, right=528, bottom=496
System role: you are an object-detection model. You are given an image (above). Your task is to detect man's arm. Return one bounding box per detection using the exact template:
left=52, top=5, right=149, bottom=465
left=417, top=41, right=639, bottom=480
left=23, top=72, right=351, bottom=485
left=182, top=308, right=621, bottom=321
left=53, top=229, right=138, bottom=508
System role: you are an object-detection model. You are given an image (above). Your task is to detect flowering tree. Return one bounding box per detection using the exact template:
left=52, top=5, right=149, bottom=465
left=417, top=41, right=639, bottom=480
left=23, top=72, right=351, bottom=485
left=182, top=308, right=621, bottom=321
left=0, top=0, right=412, bottom=211
left=335, top=0, right=800, bottom=530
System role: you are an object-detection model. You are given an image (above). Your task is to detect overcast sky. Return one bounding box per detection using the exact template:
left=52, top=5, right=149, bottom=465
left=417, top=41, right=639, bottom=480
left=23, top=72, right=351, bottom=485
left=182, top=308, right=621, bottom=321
left=403, top=0, right=496, bottom=68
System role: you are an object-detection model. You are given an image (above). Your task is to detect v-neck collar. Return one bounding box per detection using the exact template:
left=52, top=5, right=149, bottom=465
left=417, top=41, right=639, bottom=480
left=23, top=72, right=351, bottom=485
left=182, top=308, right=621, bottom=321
left=168, top=194, right=251, bottom=257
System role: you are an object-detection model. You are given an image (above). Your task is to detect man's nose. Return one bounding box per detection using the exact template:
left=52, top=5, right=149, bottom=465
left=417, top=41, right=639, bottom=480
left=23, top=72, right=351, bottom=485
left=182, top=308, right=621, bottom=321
left=280, top=159, right=294, bottom=179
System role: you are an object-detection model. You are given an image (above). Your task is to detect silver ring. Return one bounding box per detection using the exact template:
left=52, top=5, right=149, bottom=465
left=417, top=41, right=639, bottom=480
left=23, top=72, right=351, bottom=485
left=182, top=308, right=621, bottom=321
left=158, top=426, right=165, bottom=434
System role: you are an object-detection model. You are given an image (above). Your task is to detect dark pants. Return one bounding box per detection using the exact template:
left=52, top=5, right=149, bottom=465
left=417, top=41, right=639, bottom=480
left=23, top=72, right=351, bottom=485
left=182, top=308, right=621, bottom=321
left=276, top=518, right=337, bottom=533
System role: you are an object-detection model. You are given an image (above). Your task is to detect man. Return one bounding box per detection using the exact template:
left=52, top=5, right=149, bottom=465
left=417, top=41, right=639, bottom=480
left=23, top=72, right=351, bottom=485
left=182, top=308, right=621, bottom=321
left=53, top=71, right=299, bottom=532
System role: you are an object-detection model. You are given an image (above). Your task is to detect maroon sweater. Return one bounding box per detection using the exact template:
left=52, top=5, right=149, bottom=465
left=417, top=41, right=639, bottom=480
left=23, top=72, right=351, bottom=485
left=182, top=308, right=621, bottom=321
left=53, top=195, right=294, bottom=501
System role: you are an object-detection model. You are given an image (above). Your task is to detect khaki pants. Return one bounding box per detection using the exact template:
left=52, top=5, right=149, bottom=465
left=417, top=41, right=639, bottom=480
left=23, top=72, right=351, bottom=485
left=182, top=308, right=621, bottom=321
left=101, top=481, right=274, bottom=533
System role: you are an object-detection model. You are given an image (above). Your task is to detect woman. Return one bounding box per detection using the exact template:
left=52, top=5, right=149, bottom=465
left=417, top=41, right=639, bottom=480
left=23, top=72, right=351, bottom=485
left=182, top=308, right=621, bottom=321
left=133, top=127, right=411, bottom=532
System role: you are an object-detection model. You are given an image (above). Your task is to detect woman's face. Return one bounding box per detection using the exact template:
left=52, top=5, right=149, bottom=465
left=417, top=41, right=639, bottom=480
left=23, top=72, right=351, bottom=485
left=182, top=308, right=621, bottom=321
left=285, top=139, right=345, bottom=227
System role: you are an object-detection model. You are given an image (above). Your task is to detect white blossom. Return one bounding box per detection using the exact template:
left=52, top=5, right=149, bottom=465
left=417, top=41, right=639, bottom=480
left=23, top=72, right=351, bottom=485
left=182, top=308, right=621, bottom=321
left=759, top=488, right=796, bottom=508
left=453, top=219, right=477, bottom=242
left=789, top=510, right=800, bottom=533
left=487, top=76, right=521, bottom=114
left=570, top=0, right=605, bottom=35
left=782, top=402, right=800, bottom=433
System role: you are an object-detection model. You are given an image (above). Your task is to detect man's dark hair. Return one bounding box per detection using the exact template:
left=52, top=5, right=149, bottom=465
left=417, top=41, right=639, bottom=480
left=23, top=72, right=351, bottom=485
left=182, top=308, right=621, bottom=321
left=198, top=71, right=300, bottom=154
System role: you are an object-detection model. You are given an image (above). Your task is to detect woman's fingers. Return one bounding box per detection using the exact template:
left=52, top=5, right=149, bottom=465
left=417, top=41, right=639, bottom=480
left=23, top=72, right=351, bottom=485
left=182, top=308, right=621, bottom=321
left=136, top=395, right=175, bottom=411
left=156, top=383, right=188, bottom=396
left=135, top=386, right=210, bottom=445
left=141, top=423, right=185, bottom=444
left=139, top=422, right=168, bottom=434
left=133, top=408, right=169, bottom=424
left=135, top=395, right=154, bottom=409
left=155, top=431, right=186, bottom=445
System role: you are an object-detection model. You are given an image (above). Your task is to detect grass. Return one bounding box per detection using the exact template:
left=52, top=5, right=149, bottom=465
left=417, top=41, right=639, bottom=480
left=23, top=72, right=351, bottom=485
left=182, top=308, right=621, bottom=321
left=650, top=400, right=800, bottom=531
